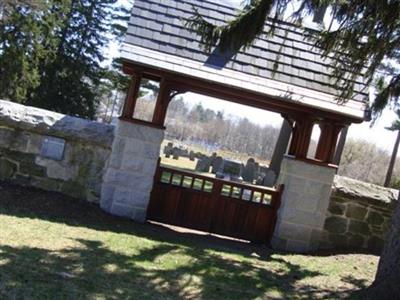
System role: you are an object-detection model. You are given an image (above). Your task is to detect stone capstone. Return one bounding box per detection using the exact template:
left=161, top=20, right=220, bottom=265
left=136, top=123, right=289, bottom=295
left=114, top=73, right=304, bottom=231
left=333, top=175, right=398, bottom=206
left=0, top=100, right=114, bottom=148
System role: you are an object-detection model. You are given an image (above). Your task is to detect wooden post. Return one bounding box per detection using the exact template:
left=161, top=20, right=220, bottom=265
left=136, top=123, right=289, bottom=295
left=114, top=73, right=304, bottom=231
left=315, top=122, right=343, bottom=163
left=152, top=79, right=172, bottom=126
left=288, top=117, right=314, bottom=159
left=121, top=72, right=142, bottom=119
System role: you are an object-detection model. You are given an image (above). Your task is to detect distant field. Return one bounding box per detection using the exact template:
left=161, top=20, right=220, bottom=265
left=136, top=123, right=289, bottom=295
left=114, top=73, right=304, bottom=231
left=160, top=156, right=198, bottom=172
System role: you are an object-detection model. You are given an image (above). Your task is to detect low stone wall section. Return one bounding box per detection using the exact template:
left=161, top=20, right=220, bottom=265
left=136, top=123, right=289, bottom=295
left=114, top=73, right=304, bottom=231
left=0, top=100, right=113, bottom=202
left=1, top=100, right=399, bottom=253
left=321, top=176, right=398, bottom=253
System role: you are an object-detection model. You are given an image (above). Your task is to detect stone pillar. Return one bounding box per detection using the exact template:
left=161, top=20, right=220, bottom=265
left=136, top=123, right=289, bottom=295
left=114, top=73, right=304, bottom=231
left=100, top=119, right=164, bottom=222
left=272, top=156, right=336, bottom=252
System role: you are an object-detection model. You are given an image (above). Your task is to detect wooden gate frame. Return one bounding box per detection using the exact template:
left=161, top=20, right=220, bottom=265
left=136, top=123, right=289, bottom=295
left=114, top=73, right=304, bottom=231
left=148, top=161, right=284, bottom=243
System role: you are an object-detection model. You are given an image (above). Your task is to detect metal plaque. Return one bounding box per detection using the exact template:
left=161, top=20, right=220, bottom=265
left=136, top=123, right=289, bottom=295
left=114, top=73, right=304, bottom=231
left=40, top=136, right=66, bottom=161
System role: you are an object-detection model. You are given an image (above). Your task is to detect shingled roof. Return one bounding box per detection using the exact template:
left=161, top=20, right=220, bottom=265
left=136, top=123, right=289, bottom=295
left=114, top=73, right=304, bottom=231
left=121, top=0, right=368, bottom=120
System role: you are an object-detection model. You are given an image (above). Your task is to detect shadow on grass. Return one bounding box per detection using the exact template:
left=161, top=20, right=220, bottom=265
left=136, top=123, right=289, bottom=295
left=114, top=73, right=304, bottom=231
left=0, top=239, right=325, bottom=299
left=0, top=182, right=369, bottom=299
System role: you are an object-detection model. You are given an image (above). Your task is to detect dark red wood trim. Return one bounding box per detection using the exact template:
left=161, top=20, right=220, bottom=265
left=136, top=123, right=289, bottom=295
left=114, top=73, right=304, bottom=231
left=121, top=72, right=142, bottom=119
left=315, top=122, right=344, bottom=163
left=285, top=155, right=339, bottom=169
left=152, top=79, right=172, bottom=126
left=288, top=117, right=314, bottom=159
left=122, top=60, right=363, bottom=124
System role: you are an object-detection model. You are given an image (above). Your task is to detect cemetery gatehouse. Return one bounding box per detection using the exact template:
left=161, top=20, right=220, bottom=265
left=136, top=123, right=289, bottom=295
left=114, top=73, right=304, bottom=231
left=100, top=0, right=369, bottom=252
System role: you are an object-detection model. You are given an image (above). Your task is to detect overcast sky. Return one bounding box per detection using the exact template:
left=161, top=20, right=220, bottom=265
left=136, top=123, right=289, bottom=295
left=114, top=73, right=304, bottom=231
left=107, top=0, right=399, bottom=154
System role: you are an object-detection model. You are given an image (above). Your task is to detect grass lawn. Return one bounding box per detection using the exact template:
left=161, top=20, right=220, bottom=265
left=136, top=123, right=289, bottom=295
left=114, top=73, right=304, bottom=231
left=161, top=156, right=199, bottom=171
left=0, top=182, right=378, bottom=299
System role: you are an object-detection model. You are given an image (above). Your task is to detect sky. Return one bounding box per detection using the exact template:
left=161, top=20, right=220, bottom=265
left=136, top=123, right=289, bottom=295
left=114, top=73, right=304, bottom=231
left=106, top=0, right=400, bottom=154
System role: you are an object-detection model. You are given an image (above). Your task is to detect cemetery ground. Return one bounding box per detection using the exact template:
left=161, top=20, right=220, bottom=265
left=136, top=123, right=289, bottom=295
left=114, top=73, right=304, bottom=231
left=0, top=182, right=379, bottom=299
left=161, top=139, right=271, bottom=167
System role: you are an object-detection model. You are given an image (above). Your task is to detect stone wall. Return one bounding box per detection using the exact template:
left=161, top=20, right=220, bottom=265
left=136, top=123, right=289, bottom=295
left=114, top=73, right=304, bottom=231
left=1, top=101, right=398, bottom=252
left=0, top=100, right=113, bottom=202
left=321, top=176, right=398, bottom=253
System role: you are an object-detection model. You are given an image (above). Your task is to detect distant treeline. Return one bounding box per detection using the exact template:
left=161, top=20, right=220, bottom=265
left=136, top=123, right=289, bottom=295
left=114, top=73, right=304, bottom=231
left=164, top=98, right=281, bottom=161
left=134, top=96, right=400, bottom=187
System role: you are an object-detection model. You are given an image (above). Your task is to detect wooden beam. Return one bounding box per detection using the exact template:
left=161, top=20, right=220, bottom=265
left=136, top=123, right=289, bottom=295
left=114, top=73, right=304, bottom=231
left=288, top=117, right=314, bottom=159
left=121, top=71, right=142, bottom=119
left=315, top=122, right=344, bottom=163
left=152, top=79, right=171, bottom=126
left=122, top=61, right=363, bottom=124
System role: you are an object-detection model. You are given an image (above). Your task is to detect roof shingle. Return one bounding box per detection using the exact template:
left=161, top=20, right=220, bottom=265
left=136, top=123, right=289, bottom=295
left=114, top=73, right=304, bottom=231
left=121, top=0, right=368, bottom=119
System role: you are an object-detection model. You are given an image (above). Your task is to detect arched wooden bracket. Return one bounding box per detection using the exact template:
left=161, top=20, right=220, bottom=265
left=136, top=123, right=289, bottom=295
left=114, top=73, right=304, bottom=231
left=169, top=89, right=186, bottom=100
left=281, top=114, right=295, bottom=128
left=152, top=80, right=188, bottom=126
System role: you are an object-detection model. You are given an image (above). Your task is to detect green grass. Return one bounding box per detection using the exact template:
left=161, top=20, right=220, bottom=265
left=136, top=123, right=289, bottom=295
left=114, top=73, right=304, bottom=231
left=0, top=183, right=378, bottom=299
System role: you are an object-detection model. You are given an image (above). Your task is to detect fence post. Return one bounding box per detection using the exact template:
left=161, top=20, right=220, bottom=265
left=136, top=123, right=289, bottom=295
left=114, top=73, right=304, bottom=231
left=268, top=184, right=284, bottom=240
left=208, top=179, right=223, bottom=231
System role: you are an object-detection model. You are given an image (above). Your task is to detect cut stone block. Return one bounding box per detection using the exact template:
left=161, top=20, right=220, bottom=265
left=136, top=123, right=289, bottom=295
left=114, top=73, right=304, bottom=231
left=272, top=156, right=336, bottom=252
left=100, top=119, right=164, bottom=223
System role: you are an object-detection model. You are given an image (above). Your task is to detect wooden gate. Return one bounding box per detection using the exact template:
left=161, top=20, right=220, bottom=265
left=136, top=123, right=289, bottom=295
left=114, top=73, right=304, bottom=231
left=147, top=164, right=284, bottom=243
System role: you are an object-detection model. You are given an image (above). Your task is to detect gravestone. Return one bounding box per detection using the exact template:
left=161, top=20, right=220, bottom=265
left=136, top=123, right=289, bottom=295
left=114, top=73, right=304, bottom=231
left=163, top=142, right=173, bottom=155
left=210, top=152, right=217, bottom=165
left=242, top=158, right=256, bottom=183
left=189, top=151, right=195, bottom=161
left=172, top=147, right=179, bottom=160
left=181, top=149, right=189, bottom=157
left=220, top=160, right=242, bottom=181
left=195, top=158, right=211, bottom=172
left=211, top=156, right=223, bottom=174
left=262, top=169, right=277, bottom=187
left=254, top=162, right=260, bottom=175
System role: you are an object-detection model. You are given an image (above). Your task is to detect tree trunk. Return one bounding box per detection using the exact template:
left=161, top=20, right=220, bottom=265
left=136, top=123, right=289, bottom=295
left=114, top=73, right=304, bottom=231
left=384, top=130, right=400, bottom=187
left=269, top=119, right=292, bottom=175
left=362, top=196, right=400, bottom=299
